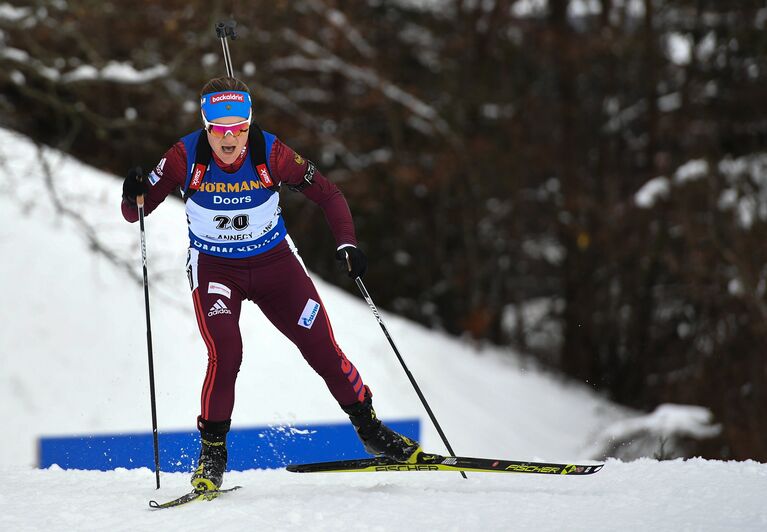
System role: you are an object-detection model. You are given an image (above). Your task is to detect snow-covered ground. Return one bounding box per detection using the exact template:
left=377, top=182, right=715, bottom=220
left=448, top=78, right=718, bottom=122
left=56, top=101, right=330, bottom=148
left=5, top=459, right=767, bottom=531
left=0, top=127, right=763, bottom=530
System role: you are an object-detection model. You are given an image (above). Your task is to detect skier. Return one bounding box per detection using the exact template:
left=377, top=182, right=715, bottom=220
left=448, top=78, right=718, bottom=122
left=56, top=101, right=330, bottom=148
left=121, top=76, right=420, bottom=492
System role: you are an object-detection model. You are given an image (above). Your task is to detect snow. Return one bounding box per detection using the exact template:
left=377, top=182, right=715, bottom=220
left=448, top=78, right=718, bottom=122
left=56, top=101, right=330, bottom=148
left=3, top=459, right=767, bottom=530
left=1, top=126, right=763, bottom=529
left=1, top=48, right=44, bottom=78
left=0, top=3, right=31, bottom=22
left=9, top=69, right=25, bottom=85
left=719, top=154, right=767, bottom=228
left=636, top=154, right=767, bottom=225
left=0, top=45, right=167, bottom=84
left=569, top=0, right=601, bottom=18
left=512, top=0, right=548, bottom=18
left=242, top=61, right=256, bottom=76
left=634, top=159, right=710, bottom=208
left=696, top=31, right=718, bottom=63
left=658, top=91, right=682, bottom=112
left=201, top=53, right=218, bottom=67
left=758, top=8, right=767, bottom=30
left=388, top=0, right=451, bottom=13
left=588, top=404, right=721, bottom=460
left=673, top=159, right=708, bottom=184
left=522, top=237, right=565, bottom=265
left=61, top=61, right=169, bottom=83
left=635, top=176, right=670, bottom=208
left=599, top=404, right=721, bottom=441
left=667, top=33, right=693, bottom=65
left=512, top=0, right=646, bottom=20
left=637, top=155, right=767, bottom=221
left=612, top=0, right=646, bottom=19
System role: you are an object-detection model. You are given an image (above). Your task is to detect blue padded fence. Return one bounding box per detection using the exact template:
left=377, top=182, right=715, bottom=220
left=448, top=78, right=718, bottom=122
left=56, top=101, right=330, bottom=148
left=39, top=419, right=419, bottom=471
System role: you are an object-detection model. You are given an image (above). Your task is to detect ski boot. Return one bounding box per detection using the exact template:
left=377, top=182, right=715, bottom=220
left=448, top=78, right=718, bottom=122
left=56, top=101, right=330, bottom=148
left=342, top=388, right=421, bottom=463
left=191, top=417, right=230, bottom=492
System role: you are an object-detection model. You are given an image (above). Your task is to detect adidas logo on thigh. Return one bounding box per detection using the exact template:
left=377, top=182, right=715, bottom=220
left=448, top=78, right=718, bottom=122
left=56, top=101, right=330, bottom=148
left=208, top=299, right=232, bottom=317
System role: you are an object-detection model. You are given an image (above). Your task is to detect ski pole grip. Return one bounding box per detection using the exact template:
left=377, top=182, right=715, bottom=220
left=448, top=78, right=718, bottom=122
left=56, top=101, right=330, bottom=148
left=137, top=194, right=145, bottom=208
left=344, top=250, right=352, bottom=273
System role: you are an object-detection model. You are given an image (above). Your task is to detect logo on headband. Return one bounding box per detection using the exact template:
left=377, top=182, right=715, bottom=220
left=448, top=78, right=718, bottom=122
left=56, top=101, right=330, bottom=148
left=210, top=92, right=245, bottom=104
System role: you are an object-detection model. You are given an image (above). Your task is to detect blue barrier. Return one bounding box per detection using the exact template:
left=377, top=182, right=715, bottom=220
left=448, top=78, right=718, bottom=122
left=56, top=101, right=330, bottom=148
left=38, top=419, right=420, bottom=472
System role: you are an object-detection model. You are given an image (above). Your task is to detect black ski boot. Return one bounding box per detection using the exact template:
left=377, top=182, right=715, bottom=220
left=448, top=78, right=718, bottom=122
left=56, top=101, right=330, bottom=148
left=342, top=389, right=421, bottom=462
left=191, top=417, right=230, bottom=492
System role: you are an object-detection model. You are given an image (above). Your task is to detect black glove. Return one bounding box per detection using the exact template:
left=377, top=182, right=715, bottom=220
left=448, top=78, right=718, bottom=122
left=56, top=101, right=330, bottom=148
left=123, top=166, right=148, bottom=204
left=336, top=245, right=367, bottom=279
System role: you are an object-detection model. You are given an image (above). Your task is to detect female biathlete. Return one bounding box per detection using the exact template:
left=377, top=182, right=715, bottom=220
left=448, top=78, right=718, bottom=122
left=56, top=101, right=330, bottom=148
left=121, top=76, right=419, bottom=491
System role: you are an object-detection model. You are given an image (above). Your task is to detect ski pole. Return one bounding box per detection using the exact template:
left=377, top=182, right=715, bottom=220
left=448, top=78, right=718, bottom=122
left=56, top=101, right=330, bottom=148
left=137, top=191, right=161, bottom=489
left=215, top=20, right=237, bottom=77
left=348, top=262, right=467, bottom=479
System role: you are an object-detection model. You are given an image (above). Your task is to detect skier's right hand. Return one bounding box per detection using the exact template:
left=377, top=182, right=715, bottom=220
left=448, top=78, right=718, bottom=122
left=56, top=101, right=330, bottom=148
left=122, top=166, right=147, bottom=204
left=336, top=245, right=367, bottom=279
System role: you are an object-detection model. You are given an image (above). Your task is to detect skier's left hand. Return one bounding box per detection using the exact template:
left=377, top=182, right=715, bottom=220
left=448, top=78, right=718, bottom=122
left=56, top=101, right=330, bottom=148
left=123, top=166, right=148, bottom=204
left=336, top=245, right=367, bottom=279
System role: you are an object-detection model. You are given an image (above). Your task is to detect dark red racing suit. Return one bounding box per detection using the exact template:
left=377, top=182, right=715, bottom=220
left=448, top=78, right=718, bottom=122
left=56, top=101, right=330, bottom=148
left=122, top=135, right=368, bottom=424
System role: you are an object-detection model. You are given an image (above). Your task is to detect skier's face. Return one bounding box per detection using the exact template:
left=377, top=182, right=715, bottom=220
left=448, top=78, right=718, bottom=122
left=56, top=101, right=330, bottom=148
left=205, top=115, right=250, bottom=165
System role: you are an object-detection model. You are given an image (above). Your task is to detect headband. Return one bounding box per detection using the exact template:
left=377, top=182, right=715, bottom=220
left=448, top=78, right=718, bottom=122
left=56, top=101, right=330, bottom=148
left=200, top=90, right=252, bottom=121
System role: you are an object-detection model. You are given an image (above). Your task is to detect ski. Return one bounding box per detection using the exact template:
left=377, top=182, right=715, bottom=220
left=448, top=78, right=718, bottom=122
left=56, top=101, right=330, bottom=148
left=148, top=486, right=242, bottom=510
left=286, top=452, right=603, bottom=475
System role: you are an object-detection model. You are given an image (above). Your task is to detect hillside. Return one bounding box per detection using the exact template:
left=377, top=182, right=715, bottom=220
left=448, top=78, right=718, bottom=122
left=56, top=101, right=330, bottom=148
left=0, top=126, right=626, bottom=468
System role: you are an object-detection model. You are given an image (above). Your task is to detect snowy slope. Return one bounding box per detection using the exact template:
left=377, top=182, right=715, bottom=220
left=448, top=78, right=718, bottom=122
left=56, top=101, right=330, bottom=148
left=0, top=126, right=627, bottom=471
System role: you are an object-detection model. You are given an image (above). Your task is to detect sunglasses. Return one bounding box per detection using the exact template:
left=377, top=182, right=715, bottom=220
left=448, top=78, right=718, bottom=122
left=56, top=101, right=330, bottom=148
left=202, top=112, right=252, bottom=138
